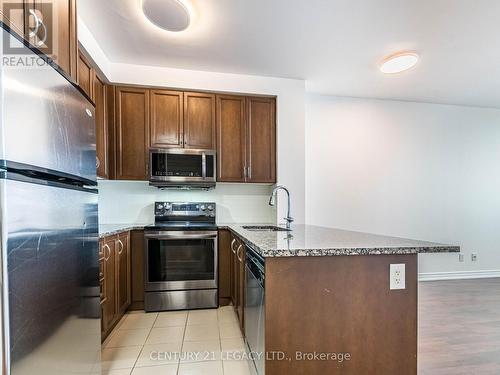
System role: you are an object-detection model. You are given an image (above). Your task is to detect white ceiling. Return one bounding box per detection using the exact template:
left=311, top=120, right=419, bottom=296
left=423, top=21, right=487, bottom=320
left=79, top=0, right=500, bottom=108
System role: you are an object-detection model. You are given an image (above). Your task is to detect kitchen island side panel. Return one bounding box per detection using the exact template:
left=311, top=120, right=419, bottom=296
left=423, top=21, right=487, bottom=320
left=265, top=254, right=417, bottom=375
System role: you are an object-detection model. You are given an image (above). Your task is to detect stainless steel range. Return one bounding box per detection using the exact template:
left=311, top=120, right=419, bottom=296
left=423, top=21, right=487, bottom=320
left=144, top=202, right=218, bottom=311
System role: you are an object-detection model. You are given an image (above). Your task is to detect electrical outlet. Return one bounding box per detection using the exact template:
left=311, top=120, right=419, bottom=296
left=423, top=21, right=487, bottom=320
left=459, top=254, right=465, bottom=262
left=471, top=253, right=478, bottom=262
left=390, top=264, right=406, bottom=290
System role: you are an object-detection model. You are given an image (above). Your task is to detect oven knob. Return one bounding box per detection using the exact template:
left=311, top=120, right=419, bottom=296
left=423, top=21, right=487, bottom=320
left=165, top=203, right=171, bottom=210
left=200, top=205, right=206, bottom=211
left=157, top=204, right=164, bottom=210
left=207, top=205, right=214, bottom=211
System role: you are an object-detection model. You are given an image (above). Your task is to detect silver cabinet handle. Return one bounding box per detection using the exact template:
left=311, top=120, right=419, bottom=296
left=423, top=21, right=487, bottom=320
left=231, top=239, right=237, bottom=254
left=104, top=244, right=111, bottom=261
left=236, top=244, right=243, bottom=262
left=28, top=10, right=41, bottom=39
left=96, top=156, right=101, bottom=169
left=117, top=239, right=124, bottom=255
left=28, top=9, right=47, bottom=47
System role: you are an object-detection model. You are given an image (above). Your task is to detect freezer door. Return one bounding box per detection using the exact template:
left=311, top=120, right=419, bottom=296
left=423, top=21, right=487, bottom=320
left=0, top=178, right=100, bottom=375
left=0, top=28, right=96, bottom=183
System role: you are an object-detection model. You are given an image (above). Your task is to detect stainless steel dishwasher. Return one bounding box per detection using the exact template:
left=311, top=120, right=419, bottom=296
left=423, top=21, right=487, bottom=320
left=245, top=246, right=265, bottom=375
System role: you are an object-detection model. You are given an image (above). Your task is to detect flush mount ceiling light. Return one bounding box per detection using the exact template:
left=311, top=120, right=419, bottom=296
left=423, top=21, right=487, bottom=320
left=142, top=0, right=191, bottom=32
left=380, top=52, right=419, bottom=74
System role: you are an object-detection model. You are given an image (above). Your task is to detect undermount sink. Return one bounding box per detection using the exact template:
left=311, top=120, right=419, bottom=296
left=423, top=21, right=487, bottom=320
left=242, top=225, right=291, bottom=232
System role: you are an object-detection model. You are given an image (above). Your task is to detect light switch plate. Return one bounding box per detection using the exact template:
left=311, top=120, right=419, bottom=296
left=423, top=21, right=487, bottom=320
left=390, top=264, right=406, bottom=290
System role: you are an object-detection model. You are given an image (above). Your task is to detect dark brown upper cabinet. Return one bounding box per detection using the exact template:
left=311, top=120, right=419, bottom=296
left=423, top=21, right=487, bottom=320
left=184, top=92, right=216, bottom=150
left=216, top=95, right=276, bottom=183
left=77, top=49, right=93, bottom=100
left=114, top=87, right=150, bottom=180
left=150, top=90, right=184, bottom=148
left=94, top=71, right=108, bottom=178
left=1, top=0, right=26, bottom=36
left=101, top=83, right=275, bottom=183
left=246, top=96, right=276, bottom=183
left=77, top=47, right=109, bottom=179
left=24, top=0, right=78, bottom=80
left=216, top=95, right=247, bottom=182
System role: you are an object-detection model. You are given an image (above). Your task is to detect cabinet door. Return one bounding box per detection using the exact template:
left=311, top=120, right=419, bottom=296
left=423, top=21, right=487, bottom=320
left=246, top=97, right=276, bottom=183
left=28, top=0, right=77, bottom=79
left=102, top=236, right=117, bottom=332
left=115, top=87, right=150, bottom=180
left=216, top=95, right=246, bottom=182
left=150, top=90, right=183, bottom=148
left=130, top=230, right=145, bottom=310
left=0, top=0, right=26, bottom=36
left=77, top=48, right=93, bottom=99
left=94, top=72, right=109, bottom=178
left=218, top=230, right=232, bottom=303
left=237, top=243, right=245, bottom=330
left=231, top=235, right=238, bottom=308
left=184, top=92, right=216, bottom=150
left=51, top=0, right=77, bottom=79
left=116, top=232, right=131, bottom=314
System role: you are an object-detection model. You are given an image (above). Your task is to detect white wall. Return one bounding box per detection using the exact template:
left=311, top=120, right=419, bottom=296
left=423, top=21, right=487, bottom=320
left=306, top=94, right=500, bottom=276
left=98, top=181, right=275, bottom=224
left=79, top=21, right=306, bottom=227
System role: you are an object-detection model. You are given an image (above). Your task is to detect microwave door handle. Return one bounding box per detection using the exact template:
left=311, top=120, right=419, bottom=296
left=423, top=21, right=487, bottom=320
left=202, top=152, right=207, bottom=179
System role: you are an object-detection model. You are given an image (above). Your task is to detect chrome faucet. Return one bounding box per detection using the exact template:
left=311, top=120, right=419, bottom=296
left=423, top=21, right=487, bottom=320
left=269, top=185, right=294, bottom=230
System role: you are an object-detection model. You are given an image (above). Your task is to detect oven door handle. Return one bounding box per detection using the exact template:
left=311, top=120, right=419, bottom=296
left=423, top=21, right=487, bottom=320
left=145, top=232, right=217, bottom=240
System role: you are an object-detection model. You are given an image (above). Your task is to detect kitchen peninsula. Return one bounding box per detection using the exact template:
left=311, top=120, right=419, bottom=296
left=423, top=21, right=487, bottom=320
left=222, top=224, right=459, bottom=375
left=100, top=222, right=459, bottom=375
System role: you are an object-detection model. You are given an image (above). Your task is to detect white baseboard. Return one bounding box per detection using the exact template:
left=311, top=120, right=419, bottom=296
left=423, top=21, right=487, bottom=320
left=419, top=270, right=500, bottom=281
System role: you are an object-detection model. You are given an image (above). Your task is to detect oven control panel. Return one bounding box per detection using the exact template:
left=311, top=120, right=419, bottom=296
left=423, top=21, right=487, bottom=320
left=154, top=202, right=216, bottom=217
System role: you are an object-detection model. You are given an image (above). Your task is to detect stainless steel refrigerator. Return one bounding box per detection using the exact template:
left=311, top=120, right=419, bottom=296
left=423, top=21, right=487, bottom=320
left=0, top=27, right=100, bottom=374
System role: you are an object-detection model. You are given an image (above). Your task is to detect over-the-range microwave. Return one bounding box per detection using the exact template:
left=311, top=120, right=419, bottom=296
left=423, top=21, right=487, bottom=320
left=149, top=148, right=216, bottom=189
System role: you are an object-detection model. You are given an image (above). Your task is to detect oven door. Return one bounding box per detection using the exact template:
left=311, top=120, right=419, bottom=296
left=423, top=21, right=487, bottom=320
left=144, top=231, right=218, bottom=291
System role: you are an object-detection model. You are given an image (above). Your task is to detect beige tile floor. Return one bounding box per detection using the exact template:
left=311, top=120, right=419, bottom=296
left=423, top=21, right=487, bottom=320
left=102, top=306, right=253, bottom=375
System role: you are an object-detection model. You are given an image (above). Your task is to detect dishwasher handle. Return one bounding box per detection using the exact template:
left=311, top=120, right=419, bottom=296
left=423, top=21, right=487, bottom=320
left=246, top=247, right=265, bottom=288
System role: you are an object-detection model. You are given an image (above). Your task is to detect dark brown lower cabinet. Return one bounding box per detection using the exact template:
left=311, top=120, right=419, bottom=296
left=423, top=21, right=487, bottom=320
left=228, top=233, right=245, bottom=331
left=218, top=229, right=232, bottom=306
left=116, top=231, right=131, bottom=314
left=130, top=230, right=145, bottom=310
left=100, top=235, right=117, bottom=338
left=100, top=231, right=132, bottom=341
left=236, top=241, right=245, bottom=331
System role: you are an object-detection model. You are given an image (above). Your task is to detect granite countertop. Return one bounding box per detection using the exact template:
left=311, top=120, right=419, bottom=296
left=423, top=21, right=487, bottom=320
left=99, top=222, right=460, bottom=257
left=226, top=224, right=460, bottom=257
left=99, top=224, right=152, bottom=238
